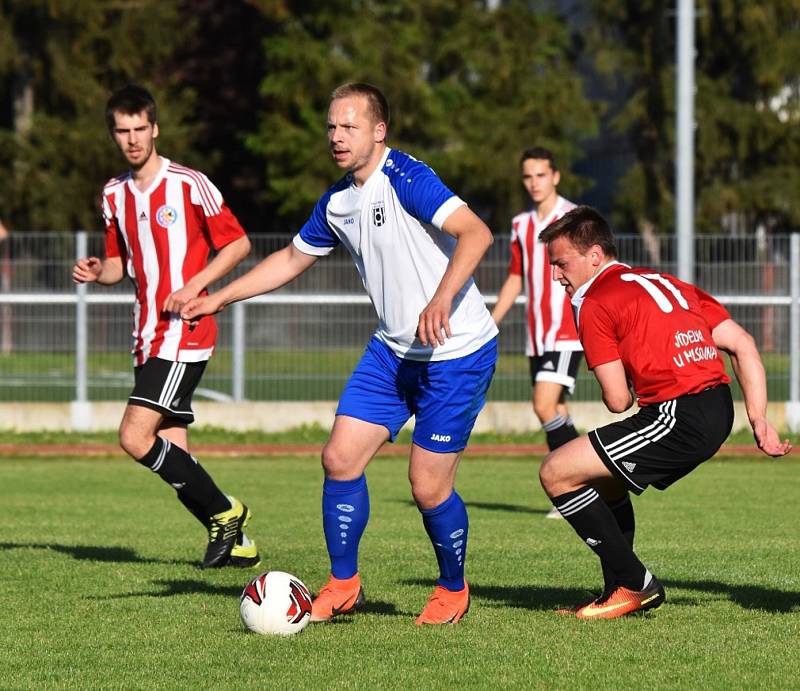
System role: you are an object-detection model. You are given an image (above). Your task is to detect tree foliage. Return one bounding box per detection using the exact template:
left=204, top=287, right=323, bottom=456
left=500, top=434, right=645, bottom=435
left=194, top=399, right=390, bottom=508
left=588, top=0, right=800, bottom=234
left=246, top=0, right=599, bottom=233
left=0, top=0, right=199, bottom=231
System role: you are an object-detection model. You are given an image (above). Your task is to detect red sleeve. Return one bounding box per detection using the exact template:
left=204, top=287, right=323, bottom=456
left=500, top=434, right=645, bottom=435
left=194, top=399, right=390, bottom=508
left=578, top=299, right=621, bottom=369
left=205, top=203, right=247, bottom=250
left=508, top=228, right=523, bottom=276
left=102, top=193, right=122, bottom=258
left=694, top=286, right=731, bottom=330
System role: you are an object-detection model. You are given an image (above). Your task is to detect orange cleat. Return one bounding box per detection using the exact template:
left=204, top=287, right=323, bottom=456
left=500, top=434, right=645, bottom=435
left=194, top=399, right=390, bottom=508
left=575, top=577, right=665, bottom=620
left=415, top=582, right=470, bottom=625
left=555, top=592, right=601, bottom=615
left=310, top=573, right=365, bottom=622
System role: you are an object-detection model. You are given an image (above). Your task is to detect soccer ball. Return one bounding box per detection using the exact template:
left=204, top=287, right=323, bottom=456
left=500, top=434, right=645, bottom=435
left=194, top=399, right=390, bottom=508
left=240, top=571, right=313, bottom=636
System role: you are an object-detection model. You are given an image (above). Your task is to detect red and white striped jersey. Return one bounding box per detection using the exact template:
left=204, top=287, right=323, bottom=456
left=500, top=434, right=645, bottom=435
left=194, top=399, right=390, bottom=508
left=102, top=157, right=246, bottom=366
left=507, top=196, right=581, bottom=356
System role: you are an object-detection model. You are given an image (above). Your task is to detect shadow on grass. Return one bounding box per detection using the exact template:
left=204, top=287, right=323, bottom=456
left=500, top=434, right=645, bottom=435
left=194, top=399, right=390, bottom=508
left=0, top=541, right=194, bottom=566
left=90, top=578, right=243, bottom=600
left=92, top=579, right=406, bottom=616
left=404, top=577, right=800, bottom=614
left=393, top=499, right=546, bottom=515
left=665, top=578, right=800, bottom=614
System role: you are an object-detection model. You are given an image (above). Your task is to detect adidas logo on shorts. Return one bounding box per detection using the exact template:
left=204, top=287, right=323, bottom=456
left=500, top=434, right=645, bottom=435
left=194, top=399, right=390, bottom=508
left=622, top=461, right=637, bottom=472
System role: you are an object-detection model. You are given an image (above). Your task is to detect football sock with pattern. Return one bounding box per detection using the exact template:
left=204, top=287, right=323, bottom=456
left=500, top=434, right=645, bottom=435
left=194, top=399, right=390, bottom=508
left=600, top=493, right=635, bottom=593
left=137, top=437, right=230, bottom=516
left=543, top=415, right=578, bottom=451
left=420, top=491, right=468, bottom=591
left=322, top=475, right=369, bottom=579
left=552, top=486, right=647, bottom=590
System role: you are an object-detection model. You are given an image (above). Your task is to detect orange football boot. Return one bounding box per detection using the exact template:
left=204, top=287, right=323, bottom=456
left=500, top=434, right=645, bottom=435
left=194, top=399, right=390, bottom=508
left=415, top=582, right=470, bottom=625
left=575, top=577, right=665, bottom=620
left=310, top=573, right=365, bottom=622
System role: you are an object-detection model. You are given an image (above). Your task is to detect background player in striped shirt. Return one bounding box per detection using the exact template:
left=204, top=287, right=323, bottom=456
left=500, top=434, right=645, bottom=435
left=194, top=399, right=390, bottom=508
left=491, top=147, right=581, bottom=517
left=72, top=85, right=258, bottom=569
left=182, top=82, right=498, bottom=625
left=538, top=206, right=791, bottom=619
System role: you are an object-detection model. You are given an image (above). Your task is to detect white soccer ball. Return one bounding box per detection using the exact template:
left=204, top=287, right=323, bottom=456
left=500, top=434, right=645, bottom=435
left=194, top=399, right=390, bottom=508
left=240, top=571, right=313, bottom=636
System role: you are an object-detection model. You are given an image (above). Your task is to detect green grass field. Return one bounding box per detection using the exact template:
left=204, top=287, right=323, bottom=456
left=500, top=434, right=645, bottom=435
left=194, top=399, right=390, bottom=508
left=1, top=451, right=798, bottom=690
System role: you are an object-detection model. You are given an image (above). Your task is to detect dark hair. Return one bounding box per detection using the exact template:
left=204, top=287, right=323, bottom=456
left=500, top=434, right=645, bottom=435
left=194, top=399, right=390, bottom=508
left=520, top=146, right=557, bottom=172
left=538, top=205, right=618, bottom=258
left=105, top=84, right=157, bottom=132
left=330, top=82, right=390, bottom=129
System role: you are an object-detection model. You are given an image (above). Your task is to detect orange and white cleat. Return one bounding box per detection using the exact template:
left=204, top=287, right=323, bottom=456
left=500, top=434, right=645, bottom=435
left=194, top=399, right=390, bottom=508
left=574, top=576, right=665, bottom=620
left=310, top=573, right=365, bottom=622
left=415, top=582, right=470, bottom=625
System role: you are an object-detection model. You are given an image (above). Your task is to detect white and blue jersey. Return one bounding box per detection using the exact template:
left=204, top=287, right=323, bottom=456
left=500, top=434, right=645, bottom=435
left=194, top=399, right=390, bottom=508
left=293, top=147, right=498, bottom=361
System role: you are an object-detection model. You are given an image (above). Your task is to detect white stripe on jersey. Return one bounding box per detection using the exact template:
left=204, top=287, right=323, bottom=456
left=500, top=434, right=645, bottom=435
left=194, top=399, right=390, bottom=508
left=168, top=162, right=222, bottom=216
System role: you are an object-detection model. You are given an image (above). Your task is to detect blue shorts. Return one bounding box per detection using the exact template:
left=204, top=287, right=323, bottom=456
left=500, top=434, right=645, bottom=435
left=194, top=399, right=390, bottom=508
left=336, top=337, right=497, bottom=453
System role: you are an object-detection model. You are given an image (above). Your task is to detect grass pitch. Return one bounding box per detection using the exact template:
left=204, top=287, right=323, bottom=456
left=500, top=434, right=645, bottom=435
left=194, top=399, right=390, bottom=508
left=1, top=451, right=798, bottom=690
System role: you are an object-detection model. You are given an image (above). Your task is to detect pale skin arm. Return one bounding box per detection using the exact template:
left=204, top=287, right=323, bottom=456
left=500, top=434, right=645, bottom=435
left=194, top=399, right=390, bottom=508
left=712, top=318, right=792, bottom=457
left=72, top=256, right=125, bottom=285
left=593, top=359, right=634, bottom=413
left=181, top=241, right=318, bottom=321
left=491, top=273, right=523, bottom=325
left=162, top=234, right=251, bottom=314
left=417, top=205, right=494, bottom=347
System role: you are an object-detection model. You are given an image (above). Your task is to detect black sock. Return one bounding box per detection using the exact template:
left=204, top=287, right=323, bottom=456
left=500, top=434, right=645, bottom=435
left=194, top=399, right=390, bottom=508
left=177, top=490, right=210, bottom=529
left=552, top=486, right=647, bottom=590
left=543, top=415, right=578, bottom=451
left=137, top=437, right=230, bottom=516
left=600, top=493, right=635, bottom=593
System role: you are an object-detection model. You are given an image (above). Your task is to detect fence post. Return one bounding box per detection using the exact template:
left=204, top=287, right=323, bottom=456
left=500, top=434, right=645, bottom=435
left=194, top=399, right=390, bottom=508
left=232, top=301, right=245, bottom=401
left=787, top=233, right=800, bottom=432
left=70, top=230, right=92, bottom=430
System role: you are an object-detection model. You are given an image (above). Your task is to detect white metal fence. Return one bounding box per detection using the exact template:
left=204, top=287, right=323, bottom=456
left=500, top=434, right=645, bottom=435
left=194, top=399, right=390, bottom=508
left=1, top=231, right=798, bottom=428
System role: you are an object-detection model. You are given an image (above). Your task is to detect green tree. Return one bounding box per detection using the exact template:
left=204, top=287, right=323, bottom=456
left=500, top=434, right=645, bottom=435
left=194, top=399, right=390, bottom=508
left=247, top=0, right=598, bottom=234
left=588, top=0, right=800, bottom=235
left=0, top=0, right=200, bottom=231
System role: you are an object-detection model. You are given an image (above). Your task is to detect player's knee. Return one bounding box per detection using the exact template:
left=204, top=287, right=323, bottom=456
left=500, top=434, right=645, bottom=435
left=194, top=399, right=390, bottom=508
left=409, top=480, right=448, bottom=511
left=321, top=442, right=354, bottom=479
left=533, top=399, right=558, bottom=424
left=118, top=424, right=152, bottom=460
left=538, top=453, right=560, bottom=495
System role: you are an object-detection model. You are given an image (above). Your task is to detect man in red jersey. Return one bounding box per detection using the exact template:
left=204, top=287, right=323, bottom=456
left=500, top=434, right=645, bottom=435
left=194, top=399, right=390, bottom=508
left=72, top=85, right=258, bottom=569
left=492, top=149, right=581, bottom=520
left=537, top=205, right=791, bottom=619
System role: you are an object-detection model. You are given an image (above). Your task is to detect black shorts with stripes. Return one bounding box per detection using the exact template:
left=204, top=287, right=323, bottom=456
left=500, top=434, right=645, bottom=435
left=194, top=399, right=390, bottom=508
left=129, top=357, right=207, bottom=423
left=529, top=350, right=583, bottom=395
left=589, top=384, right=734, bottom=495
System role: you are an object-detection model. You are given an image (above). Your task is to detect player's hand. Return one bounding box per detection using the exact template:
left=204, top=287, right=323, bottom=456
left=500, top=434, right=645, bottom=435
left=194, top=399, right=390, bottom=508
left=752, top=418, right=792, bottom=457
left=72, top=257, right=103, bottom=284
left=417, top=296, right=452, bottom=348
left=164, top=285, right=201, bottom=315
left=181, top=294, right=224, bottom=326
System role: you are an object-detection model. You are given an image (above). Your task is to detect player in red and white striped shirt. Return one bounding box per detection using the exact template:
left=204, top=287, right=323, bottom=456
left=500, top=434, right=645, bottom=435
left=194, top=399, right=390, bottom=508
left=492, top=148, right=583, bottom=485
left=73, top=85, right=256, bottom=569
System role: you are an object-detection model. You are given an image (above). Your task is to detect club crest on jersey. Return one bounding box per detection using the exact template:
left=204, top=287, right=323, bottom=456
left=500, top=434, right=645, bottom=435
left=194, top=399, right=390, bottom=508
left=371, top=201, right=385, bottom=227
left=156, top=205, right=178, bottom=228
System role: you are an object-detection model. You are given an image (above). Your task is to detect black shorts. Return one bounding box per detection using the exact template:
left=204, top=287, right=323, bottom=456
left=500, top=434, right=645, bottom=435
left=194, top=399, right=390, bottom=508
left=529, top=351, right=583, bottom=396
left=589, top=384, right=734, bottom=495
left=128, top=357, right=207, bottom=424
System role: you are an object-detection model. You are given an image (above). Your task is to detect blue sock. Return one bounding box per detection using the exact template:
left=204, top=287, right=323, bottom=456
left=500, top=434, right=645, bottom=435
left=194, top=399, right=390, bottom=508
left=420, top=491, right=468, bottom=591
left=322, top=475, right=369, bottom=579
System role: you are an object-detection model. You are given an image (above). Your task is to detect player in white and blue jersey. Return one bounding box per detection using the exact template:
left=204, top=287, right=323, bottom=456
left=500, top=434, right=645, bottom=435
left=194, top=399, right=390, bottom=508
left=182, top=82, right=498, bottom=625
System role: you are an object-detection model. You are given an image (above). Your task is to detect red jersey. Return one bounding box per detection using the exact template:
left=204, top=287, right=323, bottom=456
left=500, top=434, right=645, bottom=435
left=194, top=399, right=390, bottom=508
left=574, top=262, right=731, bottom=405
left=508, top=196, right=580, bottom=355
left=102, top=157, right=246, bottom=366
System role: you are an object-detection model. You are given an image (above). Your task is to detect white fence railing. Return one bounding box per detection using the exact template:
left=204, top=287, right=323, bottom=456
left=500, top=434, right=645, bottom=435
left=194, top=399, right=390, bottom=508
left=1, top=231, right=798, bottom=430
